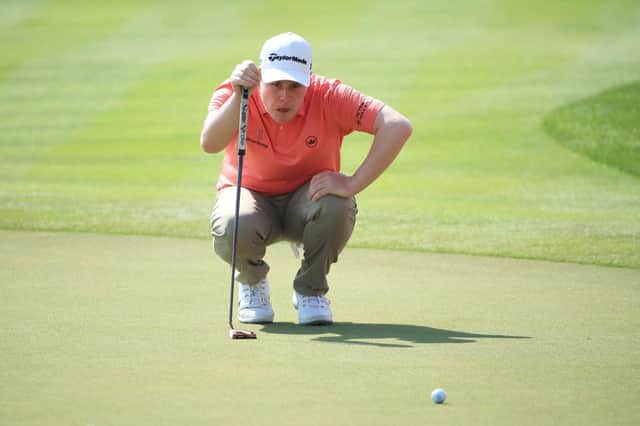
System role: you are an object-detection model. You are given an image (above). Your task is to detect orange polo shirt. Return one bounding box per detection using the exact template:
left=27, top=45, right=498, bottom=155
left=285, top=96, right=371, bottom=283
left=208, top=73, right=385, bottom=196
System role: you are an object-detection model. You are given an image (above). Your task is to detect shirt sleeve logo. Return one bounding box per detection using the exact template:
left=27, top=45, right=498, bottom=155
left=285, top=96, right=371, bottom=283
left=356, top=97, right=373, bottom=125
left=305, top=136, right=319, bottom=148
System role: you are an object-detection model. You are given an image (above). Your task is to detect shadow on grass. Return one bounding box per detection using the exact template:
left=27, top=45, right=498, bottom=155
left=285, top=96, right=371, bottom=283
left=259, top=322, right=529, bottom=348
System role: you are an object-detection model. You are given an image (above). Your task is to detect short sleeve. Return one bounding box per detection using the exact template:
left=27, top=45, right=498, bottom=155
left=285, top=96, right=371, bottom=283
left=325, top=80, right=385, bottom=134
left=208, top=80, right=234, bottom=112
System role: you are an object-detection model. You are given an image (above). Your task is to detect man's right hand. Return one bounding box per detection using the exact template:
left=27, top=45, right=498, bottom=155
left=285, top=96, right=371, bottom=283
left=230, top=60, right=261, bottom=94
left=201, top=61, right=261, bottom=153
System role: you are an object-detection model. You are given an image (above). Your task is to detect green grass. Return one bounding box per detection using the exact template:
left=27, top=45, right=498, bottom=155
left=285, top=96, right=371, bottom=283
left=1, top=0, right=639, bottom=267
left=2, top=3, right=640, bottom=423
left=544, top=81, right=640, bottom=177
left=2, top=231, right=639, bottom=425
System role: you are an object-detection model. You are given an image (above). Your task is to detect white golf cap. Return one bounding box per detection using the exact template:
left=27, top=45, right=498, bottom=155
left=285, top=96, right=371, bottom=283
left=259, top=32, right=312, bottom=87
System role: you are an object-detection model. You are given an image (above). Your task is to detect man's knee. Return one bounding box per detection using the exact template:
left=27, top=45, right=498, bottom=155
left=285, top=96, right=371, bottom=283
left=212, top=212, right=268, bottom=260
left=309, top=195, right=357, bottom=225
left=305, top=196, right=357, bottom=247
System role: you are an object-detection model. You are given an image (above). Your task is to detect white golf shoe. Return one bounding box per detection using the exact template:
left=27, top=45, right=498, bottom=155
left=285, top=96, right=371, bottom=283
left=238, top=277, right=274, bottom=324
left=292, top=291, right=333, bottom=325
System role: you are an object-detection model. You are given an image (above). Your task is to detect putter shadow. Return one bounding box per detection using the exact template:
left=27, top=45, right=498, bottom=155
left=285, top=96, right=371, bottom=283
left=259, top=322, right=529, bottom=348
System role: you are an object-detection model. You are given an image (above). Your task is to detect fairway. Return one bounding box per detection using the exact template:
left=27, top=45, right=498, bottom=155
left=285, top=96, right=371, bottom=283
left=2, top=0, right=640, bottom=425
left=1, top=0, right=639, bottom=267
left=2, top=231, right=639, bottom=425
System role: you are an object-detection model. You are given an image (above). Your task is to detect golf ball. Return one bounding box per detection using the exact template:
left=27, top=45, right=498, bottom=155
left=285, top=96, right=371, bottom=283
left=431, top=388, right=447, bottom=404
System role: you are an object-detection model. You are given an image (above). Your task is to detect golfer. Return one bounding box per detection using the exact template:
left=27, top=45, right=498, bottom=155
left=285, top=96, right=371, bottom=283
left=201, top=32, right=412, bottom=325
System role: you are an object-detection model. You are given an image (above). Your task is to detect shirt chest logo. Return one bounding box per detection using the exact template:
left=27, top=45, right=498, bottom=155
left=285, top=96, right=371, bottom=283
left=305, top=136, right=318, bottom=149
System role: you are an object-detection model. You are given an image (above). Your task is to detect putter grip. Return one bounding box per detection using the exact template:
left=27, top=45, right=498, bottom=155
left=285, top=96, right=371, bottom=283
left=237, top=87, right=249, bottom=155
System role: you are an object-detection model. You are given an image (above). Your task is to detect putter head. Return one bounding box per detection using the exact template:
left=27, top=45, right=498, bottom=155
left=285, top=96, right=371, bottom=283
left=229, top=328, right=257, bottom=339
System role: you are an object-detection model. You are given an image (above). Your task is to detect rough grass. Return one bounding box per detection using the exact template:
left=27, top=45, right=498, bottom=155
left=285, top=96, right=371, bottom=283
left=544, top=81, right=640, bottom=177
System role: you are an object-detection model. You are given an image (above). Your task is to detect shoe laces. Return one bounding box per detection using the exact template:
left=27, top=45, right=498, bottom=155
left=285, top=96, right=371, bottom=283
left=240, top=279, right=270, bottom=307
left=299, top=294, right=330, bottom=309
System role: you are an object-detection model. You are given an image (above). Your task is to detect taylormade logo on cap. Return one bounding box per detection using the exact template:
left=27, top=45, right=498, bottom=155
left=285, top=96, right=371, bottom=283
left=267, top=53, right=308, bottom=65
left=260, top=32, right=312, bottom=87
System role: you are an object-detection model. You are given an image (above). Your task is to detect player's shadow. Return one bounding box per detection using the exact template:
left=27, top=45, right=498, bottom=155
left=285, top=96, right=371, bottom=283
left=259, top=322, right=529, bottom=348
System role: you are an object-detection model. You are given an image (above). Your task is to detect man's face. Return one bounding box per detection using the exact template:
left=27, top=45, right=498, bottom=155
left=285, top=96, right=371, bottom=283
left=259, top=80, right=307, bottom=124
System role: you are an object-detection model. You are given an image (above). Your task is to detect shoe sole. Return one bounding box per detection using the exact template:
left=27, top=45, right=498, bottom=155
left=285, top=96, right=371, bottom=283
left=238, top=311, right=274, bottom=324
left=238, top=318, right=274, bottom=324
left=300, top=319, right=333, bottom=326
left=298, top=313, right=333, bottom=326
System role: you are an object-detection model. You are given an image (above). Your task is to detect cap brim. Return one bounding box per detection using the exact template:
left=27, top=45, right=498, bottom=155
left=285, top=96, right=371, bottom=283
left=261, top=68, right=310, bottom=87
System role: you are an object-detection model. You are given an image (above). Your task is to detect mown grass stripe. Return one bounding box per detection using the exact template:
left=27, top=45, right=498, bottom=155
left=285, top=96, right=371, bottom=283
left=0, top=0, right=153, bottom=82
left=1, top=0, right=639, bottom=267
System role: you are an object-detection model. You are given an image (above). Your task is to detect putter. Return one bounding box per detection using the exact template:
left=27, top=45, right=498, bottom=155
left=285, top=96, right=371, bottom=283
left=228, top=87, right=257, bottom=340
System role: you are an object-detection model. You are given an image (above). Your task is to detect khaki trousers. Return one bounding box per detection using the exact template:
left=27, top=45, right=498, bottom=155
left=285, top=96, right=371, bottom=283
left=210, top=183, right=357, bottom=296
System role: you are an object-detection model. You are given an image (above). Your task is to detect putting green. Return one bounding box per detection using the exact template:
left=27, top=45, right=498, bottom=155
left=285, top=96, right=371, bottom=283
left=2, top=230, right=638, bottom=425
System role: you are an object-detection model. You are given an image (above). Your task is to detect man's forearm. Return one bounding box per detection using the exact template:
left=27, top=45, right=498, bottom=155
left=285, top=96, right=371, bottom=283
left=349, top=107, right=412, bottom=195
left=200, top=92, right=241, bottom=153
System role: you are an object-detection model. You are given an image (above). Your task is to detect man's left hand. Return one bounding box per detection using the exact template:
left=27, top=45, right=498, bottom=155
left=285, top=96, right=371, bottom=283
left=308, top=171, right=355, bottom=201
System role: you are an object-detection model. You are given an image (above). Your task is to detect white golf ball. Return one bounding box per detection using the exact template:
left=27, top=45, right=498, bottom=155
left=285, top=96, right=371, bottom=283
left=431, top=388, right=447, bottom=404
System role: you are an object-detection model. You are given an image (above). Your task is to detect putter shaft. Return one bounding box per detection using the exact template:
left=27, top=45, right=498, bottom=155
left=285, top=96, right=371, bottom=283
left=228, top=87, right=253, bottom=340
